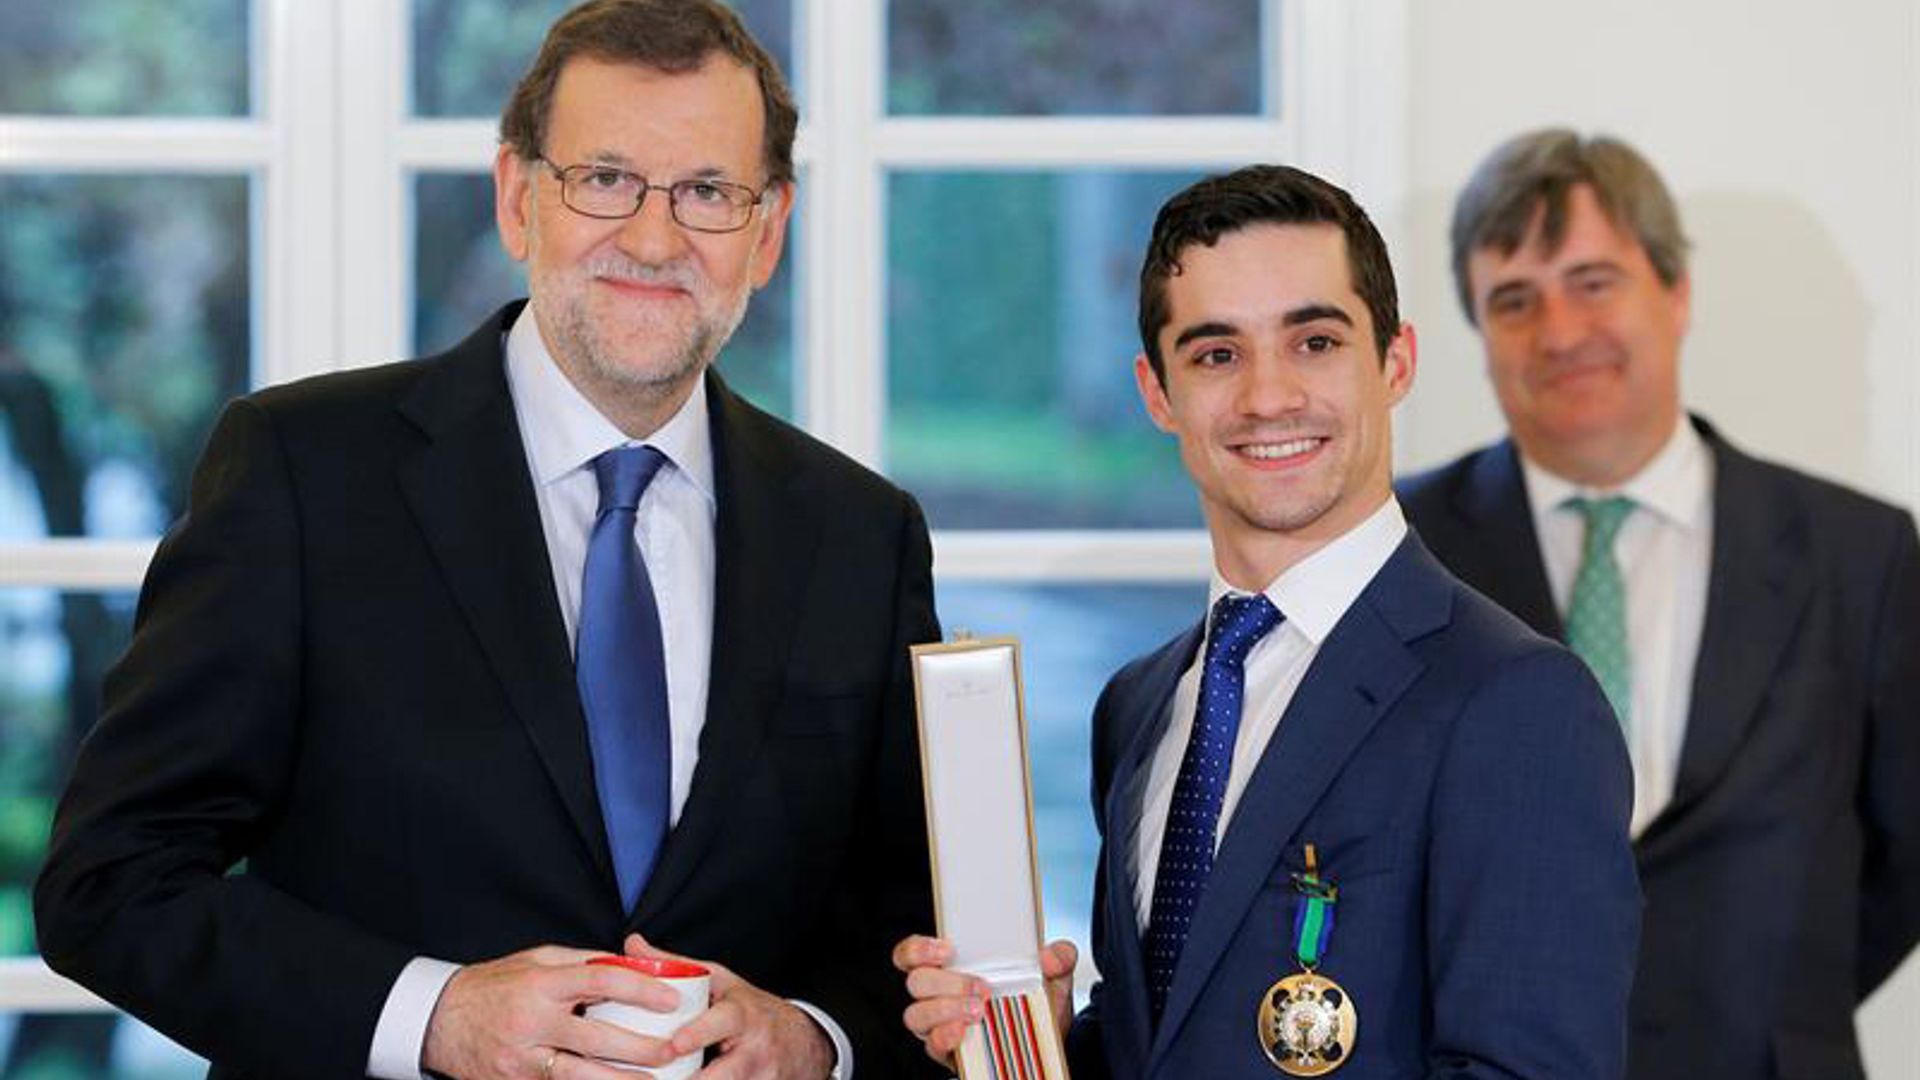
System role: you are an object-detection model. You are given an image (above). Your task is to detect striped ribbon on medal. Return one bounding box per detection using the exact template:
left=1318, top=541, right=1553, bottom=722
left=979, top=990, right=1048, bottom=1080
left=1290, top=843, right=1337, bottom=968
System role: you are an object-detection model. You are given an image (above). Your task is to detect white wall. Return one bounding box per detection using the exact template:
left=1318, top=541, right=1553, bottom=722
left=1390, top=1, right=1919, bottom=1073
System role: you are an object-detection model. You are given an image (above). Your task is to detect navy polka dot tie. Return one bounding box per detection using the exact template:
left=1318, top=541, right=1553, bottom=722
left=1144, top=592, right=1283, bottom=1022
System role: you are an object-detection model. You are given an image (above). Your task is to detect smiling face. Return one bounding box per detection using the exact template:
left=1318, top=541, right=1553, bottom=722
left=494, top=54, right=791, bottom=436
left=1136, top=223, right=1415, bottom=588
left=1467, top=183, right=1688, bottom=485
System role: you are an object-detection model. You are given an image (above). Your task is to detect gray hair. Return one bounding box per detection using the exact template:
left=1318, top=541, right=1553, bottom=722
left=1449, top=129, right=1689, bottom=323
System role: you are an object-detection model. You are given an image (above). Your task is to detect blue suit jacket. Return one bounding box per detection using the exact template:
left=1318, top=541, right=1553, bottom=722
left=1066, top=534, right=1640, bottom=1079
left=1399, top=418, right=1920, bottom=1080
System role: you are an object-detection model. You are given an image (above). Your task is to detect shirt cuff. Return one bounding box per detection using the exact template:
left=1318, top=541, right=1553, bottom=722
left=367, top=957, right=462, bottom=1080
left=786, top=998, right=853, bottom=1080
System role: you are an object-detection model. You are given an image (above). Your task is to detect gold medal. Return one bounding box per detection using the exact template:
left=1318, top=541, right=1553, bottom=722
left=1257, top=970, right=1357, bottom=1076
left=1258, top=844, right=1356, bottom=1075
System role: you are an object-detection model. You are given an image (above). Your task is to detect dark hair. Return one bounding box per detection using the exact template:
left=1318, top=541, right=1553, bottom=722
left=500, top=0, right=797, bottom=185
left=1138, top=164, right=1399, bottom=382
left=1450, top=128, right=1688, bottom=323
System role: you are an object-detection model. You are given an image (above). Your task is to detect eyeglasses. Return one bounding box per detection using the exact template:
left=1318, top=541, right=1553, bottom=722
left=537, top=157, right=768, bottom=234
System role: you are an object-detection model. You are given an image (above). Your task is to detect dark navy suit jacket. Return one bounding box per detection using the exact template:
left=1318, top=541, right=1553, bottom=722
left=35, top=304, right=944, bottom=1079
left=1400, top=418, right=1920, bottom=1080
left=1066, top=533, right=1641, bottom=1079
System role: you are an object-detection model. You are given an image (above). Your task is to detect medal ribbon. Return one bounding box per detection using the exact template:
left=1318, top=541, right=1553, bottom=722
left=1289, top=843, right=1337, bottom=969
left=979, top=990, right=1050, bottom=1080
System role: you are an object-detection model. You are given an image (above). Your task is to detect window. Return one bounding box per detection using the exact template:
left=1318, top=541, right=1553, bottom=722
left=0, top=1, right=1401, bottom=1068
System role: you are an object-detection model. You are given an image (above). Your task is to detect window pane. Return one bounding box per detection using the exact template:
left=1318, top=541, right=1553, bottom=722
left=0, top=1011, right=203, bottom=1077
left=410, top=0, right=794, bottom=118
left=934, top=582, right=1204, bottom=963
left=412, top=172, right=796, bottom=419
left=0, top=590, right=155, bottom=1075
left=0, top=176, right=251, bottom=540
left=0, top=0, right=250, bottom=116
left=0, top=589, right=137, bottom=960
left=887, top=0, right=1264, bottom=116
left=887, top=170, right=1202, bottom=529
left=412, top=173, right=528, bottom=357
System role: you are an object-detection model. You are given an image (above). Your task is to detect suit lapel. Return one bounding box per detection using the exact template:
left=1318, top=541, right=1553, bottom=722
left=1148, top=540, right=1440, bottom=1067
left=632, top=372, right=822, bottom=924
left=1452, top=442, right=1563, bottom=639
left=396, top=307, right=615, bottom=885
left=1641, top=424, right=1811, bottom=854
left=1098, top=625, right=1202, bottom=1065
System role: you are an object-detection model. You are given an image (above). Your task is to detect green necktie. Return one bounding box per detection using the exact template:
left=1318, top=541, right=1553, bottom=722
left=1565, top=496, right=1634, bottom=728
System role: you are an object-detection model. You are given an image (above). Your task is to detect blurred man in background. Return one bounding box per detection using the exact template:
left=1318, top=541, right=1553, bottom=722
left=1400, top=128, right=1920, bottom=1079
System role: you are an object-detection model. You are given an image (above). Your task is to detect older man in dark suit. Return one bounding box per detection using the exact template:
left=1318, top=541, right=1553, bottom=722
left=33, top=4, right=941, bottom=1079
left=1399, top=129, right=1920, bottom=1080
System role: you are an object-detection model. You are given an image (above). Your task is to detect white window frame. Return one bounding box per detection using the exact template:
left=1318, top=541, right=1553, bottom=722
left=0, top=0, right=1405, bottom=1016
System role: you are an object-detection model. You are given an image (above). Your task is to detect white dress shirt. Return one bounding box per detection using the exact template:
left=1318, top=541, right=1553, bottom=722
left=1520, top=417, right=1714, bottom=837
left=369, top=309, right=849, bottom=1078
left=1134, top=498, right=1408, bottom=929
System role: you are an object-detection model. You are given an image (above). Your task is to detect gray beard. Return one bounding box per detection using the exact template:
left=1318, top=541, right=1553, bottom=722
left=540, top=269, right=752, bottom=406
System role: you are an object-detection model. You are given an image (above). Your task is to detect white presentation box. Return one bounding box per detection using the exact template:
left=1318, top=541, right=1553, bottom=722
left=911, top=637, right=1070, bottom=1080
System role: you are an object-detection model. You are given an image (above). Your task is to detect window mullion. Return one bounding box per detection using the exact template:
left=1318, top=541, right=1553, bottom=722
left=799, top=0, right=885, bottom=468
left=0, top=119, right=271, bottom=169
left=334, top=0, right=411, bottom=371
left=260, top=0, right=343, bottom=387
left=933, top=532, right=1213, bottom=582
left=872, top=117, right=1292, bottom=170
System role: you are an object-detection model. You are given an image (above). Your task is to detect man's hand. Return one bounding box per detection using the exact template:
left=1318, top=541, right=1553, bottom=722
left=420, top=944, right=686, bottom=1080
left=624, top=933, right=835, bottom=1080
left=891, top=935, right=1076, bottom=1066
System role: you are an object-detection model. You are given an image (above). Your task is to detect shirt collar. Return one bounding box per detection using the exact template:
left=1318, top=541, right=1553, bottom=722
left=1207, top=497, right=1409, bottom=646
left=1520, top=416, right=1710, bottom=532
left=503, top=305, right=716, bottom=503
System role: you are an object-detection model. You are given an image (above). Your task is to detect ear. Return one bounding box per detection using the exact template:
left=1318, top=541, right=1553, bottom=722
left=1670, top=271, right=1692, bottom=338
left=494, top=145, right=534, bottom=263
left=747, top=180, right=796, bottom=290
left=1133, top=353, right=1177, bottom=434
left=1382, top=321, right=1418, bottom=408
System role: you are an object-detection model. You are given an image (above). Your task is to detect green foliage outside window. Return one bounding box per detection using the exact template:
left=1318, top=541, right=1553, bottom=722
left=0, top=0, right=249, bottom=116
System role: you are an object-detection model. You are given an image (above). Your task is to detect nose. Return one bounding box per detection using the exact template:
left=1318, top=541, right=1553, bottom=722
left=1239, top=353, right=1309, bottom=417
left=1537, top=289, right=1590, bottom=355
left=616, top=186, right=692, bottom=265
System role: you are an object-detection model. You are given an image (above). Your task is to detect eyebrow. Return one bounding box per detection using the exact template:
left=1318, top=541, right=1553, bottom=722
left=1281, top=303, right=1356, bottom=330
left=1170, top=303, right=1357, bottom=351
left=1483, top=280, right=1534, bottom=306
left=571, top=153, right=735, bottom=181
left=1171, top=320, right=1239, bottom=350
left=574, top=149, right=634, bottom=166
left=1481, top=258, right=1627, bottom=307
left=1564, top=259, right=1624, bottom=278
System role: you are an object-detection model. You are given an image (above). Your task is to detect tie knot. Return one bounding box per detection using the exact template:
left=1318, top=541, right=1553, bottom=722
left=1569, top=495, right=1634, bottom=546
left=593, top=446, right=668, bottom=515
left=1206, top=593, right=1282, bottom=666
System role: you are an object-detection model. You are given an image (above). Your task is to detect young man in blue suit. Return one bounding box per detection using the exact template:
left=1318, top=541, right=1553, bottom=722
left=897, top=166, right=1640, bottom=1078
left=1399, top=130, right=1920, bottom=1079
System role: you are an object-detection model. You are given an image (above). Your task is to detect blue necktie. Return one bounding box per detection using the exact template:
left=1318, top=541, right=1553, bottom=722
left=1143, top=592, right=1283, bottom=1022
left=577, top=446, right=672, bottom=913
